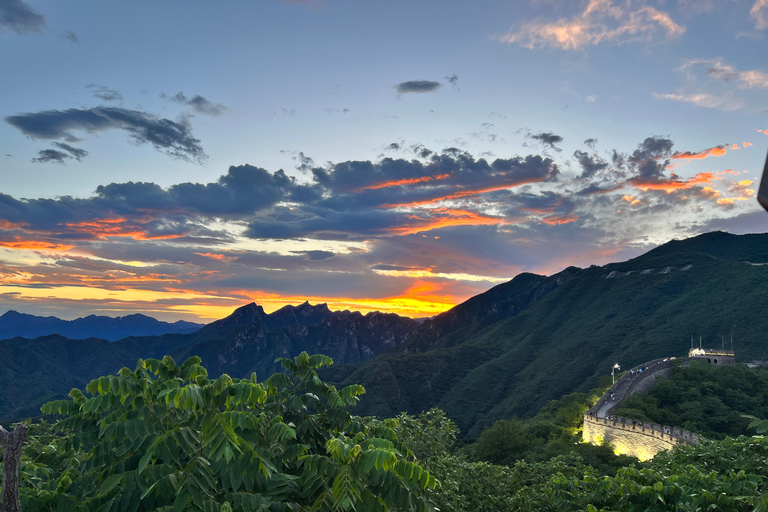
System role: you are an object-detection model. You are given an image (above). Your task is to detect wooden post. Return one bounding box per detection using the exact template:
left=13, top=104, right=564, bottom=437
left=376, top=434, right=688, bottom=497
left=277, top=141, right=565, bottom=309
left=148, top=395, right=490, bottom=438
left=0, top=423, right=29, bottom=512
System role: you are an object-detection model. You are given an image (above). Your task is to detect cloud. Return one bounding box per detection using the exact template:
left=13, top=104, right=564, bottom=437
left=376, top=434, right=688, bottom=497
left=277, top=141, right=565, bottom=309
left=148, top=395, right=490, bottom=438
left=573, top=149, right=609, bottom=178
left=162, top=92, right=228, bottom=116
left=31, top=149, right=70, bottom=165
left=85, top=84, right=123, bottom=102
left=65, top=31, right=78, bottom=43
left=751, top=0, right=768, bottom=29
left=500, top=0, right=684, bottom=50
left=652, top=91, right=743, bottom=112
left=395, top=80, right=442, bottom=94
left=29, top=142, right=88, bottom=165
left=527, top=131, right=563, bottom=151
left=692, top=59, right=768, bottom=89
left=0, top=0, right=45, bottom=34
left=0, top=135, right=762, bottom=322
left=5, top=106, right=207, bottom=163
left=671, top=145, right=727, bottom=160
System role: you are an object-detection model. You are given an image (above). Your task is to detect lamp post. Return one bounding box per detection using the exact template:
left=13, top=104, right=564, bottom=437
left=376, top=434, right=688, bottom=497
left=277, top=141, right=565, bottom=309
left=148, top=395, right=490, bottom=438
left=611, top=363, right=621, bottom=385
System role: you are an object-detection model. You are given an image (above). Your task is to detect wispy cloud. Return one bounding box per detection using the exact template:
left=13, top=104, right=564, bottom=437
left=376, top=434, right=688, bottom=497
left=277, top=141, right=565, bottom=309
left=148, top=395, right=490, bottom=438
left=161, top=92, right=229, bottom=117
left=751, top=0, right=768, bottom=29
left=86, top=84, right=123, bottom=103
left=652, top=91, right=743, bottom=112
left=681, top=59, right=768, bottom=89
left=0, top=0, right=45, bottom=34
left=500, top=0, right=684, bottom=50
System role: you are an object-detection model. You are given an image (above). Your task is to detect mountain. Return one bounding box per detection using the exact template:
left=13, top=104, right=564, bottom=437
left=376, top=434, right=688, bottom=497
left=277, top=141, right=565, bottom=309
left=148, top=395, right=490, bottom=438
left=0, top=302, right=418, bottom=422
left=0, top=311, right=203, bottom=341
left=321, top=231, right=768, bottom=438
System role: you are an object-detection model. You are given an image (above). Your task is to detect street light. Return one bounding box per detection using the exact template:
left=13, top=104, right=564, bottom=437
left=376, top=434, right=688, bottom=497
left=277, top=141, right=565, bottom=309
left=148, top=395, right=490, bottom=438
left=611, top=363, right=621, bottom=385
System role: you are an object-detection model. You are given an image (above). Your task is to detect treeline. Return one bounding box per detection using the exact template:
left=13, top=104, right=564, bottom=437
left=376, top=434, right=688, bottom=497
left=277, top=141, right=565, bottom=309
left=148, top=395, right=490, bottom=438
left=4, top=356, right=768, bottom=511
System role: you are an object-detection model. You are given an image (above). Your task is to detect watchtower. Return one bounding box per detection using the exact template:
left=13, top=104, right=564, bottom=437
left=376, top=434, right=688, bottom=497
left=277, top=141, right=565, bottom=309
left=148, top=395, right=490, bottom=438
left=687, top=348, right=735, bottom=366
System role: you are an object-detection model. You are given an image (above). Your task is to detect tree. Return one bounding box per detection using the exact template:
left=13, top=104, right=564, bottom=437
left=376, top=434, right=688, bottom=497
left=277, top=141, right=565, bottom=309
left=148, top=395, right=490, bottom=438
left=22, top=353, right=436, bottom=512
left=0, top=423, right=29, bottom=512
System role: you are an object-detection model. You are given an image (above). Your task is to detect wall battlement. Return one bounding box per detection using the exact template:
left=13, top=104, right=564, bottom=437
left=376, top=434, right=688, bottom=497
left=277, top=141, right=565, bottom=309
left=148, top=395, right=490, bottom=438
left=583, top=356, right=701, bottom=460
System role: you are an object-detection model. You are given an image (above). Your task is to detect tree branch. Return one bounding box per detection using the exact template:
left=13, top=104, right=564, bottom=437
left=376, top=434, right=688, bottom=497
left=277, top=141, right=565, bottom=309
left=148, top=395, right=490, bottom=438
left=0, top=425, right=8, bottom=446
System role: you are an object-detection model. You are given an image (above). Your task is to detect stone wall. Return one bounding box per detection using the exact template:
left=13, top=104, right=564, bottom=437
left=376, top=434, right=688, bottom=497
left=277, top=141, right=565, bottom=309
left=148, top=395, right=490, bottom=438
left=584, top=356, right=700, bottom=460
left=582, top=414, right=699, bottom=461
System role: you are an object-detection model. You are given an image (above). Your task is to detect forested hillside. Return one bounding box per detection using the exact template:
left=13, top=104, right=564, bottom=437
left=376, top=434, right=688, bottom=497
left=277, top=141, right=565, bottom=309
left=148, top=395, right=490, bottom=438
left=323, top=231, right=768, bottom=437
left=0, top=302, right=417, bottom=422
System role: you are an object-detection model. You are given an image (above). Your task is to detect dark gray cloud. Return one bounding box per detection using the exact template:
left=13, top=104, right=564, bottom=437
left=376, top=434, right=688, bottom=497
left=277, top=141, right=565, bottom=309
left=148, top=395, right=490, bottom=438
left=395, top=80, right=442, bottom=94
left=86, top=84, right=123, bottom=102
left=5, top=106, right=207, bottom=163
left=31, top=148, right=70, bottom=164
left=52, top=142, right=88, bottom=160
left=94, top=165, right=313, bottom=216
left=584, top=138, right=597, bottom=149
left=576, top=183, right=622, bottom=195
left=445, top=74, right=459, bottom=89
left=573, top=149, right=609, bottom=179
left=527, top=131, right=563, bottom=151
left=0, top=0, right=45, bottom=34
left=290, top=250, right=335, bottom=261
left=65, top=31, right=78, bottom=42
left=309, top=151, right=559, bottom=211
left=627, top=136, right=674, bottom=185
left=162, top=92, right=228, bottom=117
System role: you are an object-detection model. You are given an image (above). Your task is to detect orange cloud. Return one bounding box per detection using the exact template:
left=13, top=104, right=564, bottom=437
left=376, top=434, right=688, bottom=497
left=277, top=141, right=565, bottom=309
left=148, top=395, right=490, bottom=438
left=541, top=214, right=579, bottom=225
left=355, top=174, right=450, bottom=192
left=758, top=129, right=768, bottom=136
left=382, top=179, right=546, bottom=209
left=732, top=144, right=740, bottom=150
left=671, top=146, right=726, bottom=160
left=64, top=218, right=185, bottom=241
left=744, top=142, right=753, bottom=147
left=388, top=208, right=505, bottom=235
left=631, top=172, right=720, bottom=191
left=0, top=240, right=74, bottom=251
left=717, top=198, right=734, bottom=206
left=195, top=252, right=237, bottom=263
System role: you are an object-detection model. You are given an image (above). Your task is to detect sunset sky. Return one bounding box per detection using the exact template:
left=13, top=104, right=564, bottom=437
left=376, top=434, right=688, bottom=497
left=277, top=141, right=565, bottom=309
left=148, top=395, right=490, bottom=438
left=1, top=0, right=768, bottom=322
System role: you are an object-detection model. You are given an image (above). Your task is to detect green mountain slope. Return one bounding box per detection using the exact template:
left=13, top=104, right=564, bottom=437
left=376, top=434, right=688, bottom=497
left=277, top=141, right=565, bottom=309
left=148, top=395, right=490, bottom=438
left=323, top=231, right=768, bottom=438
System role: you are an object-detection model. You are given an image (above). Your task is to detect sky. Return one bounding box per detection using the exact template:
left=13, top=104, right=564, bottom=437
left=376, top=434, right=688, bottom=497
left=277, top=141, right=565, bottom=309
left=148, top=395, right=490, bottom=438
left=1, top=0, right=768, bottom=322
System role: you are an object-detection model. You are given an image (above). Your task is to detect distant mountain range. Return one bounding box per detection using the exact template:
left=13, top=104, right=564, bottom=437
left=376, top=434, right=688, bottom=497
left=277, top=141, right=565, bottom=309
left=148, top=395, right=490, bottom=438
left=0, top=311, right=203, bottom=341
left=4, top=231, right=768, bottom=439
left=0, top=302, right=418, bottom=422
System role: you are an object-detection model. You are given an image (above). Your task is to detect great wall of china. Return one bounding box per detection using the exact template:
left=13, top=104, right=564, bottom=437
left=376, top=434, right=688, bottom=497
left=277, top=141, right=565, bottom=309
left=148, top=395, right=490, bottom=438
left=582, top=350, right=735, bottom=461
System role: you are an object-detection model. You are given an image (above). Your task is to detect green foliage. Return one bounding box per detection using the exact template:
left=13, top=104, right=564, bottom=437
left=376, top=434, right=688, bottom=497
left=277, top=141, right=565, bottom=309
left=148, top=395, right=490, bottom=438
left=391, top=408, right=593, bottom=512
left=465, top=389, right=637, bottom=475
left=525, top=434, right=768, bottom=511
left=614, top=363, right=768, bottom=439
left=17, top=353, right=436, bottom=512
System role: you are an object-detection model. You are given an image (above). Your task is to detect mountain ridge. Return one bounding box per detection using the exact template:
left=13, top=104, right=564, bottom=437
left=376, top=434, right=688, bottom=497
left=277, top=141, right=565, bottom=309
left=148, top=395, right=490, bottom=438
left=0, top=310, right=204, bottom=341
